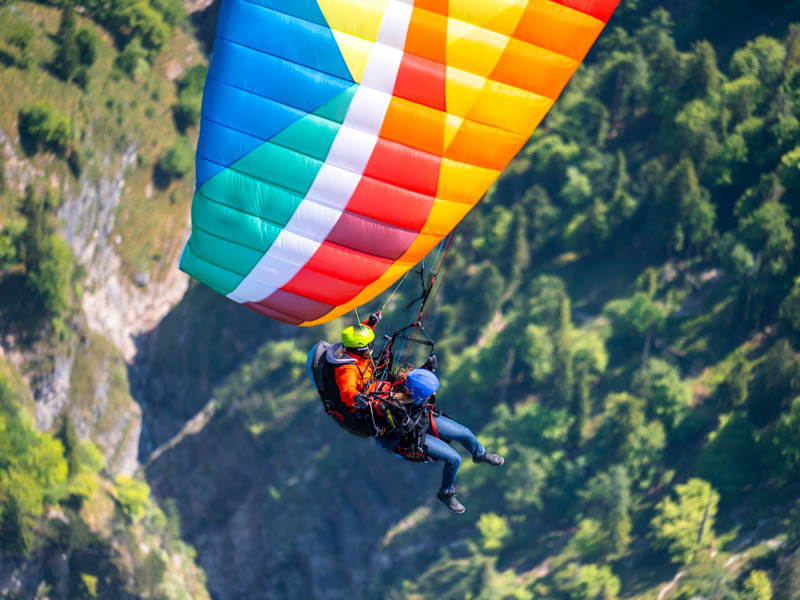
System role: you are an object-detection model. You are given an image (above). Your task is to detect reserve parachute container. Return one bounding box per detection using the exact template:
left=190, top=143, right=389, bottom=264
left=179, top=0, right=620, bottom=325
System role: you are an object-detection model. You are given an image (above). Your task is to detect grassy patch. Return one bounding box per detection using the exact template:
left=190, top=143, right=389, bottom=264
left=0, top=1, right=204, bottom=281
left=69, top=330, right=134, bottom=438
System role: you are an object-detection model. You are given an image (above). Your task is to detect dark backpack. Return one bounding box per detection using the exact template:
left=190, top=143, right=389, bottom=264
left=307, top=341, right=372, bottom=438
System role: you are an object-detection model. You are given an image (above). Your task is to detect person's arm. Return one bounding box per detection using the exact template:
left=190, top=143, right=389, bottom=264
left=363, top=311, right=382, bottom=330
left=335, top=364, right=361, bottom=411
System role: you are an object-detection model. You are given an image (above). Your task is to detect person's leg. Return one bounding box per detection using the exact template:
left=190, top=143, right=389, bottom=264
left=430, top=415, right=504, bottom=466
left=425, top=436, right=462, bottom=493
left=426, top=436, right=466, bottom=513
left=430, top=415, right=484, bottom=458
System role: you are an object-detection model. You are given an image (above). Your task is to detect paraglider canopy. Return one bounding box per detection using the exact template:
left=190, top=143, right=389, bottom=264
left=180, top=0, right=620, bottom=325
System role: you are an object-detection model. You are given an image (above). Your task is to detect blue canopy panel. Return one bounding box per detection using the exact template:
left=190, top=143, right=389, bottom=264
left=195, top=0, right=355, bottom=188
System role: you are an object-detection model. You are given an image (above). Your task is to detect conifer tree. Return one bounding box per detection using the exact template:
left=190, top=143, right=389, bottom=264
left=553, top=291, right=574, bottom=408
left=54, top=0, right=79, bottom=81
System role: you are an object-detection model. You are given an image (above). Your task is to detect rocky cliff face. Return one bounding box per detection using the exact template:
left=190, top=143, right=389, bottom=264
left=2, top=120, right=192, bottom=474
left=146, top=401, right=442, bottom=600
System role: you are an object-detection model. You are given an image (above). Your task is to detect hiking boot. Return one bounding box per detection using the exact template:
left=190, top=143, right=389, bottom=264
left=437, top=490, right=466, bottom=514
left=473, top=450, right=504, bottom=465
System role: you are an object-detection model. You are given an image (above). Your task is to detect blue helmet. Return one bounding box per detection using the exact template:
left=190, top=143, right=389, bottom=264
left=405, top=369, right=440, bottom=403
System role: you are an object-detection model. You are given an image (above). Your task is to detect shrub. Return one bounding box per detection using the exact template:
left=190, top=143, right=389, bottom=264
left=177, top=64, right=207, bottom=95
left=553, top=563, right=621, bottom=600
left=743, top=570, right=772, bottom=600
left=76, top=27, right=100, bottom=66
left=68, top=149, right=85, bottom=178
left=173, top=94, right=202, bottom=131
left=73, top=65, right=89, bottom=90
left=114, top=475, right=151, bottom=522
left=115, top=37, right=149, bottom=80
left=0, top=220, right=24, bottom=269
left=27, top=234, right=76, bottom=321
left=150, top=0, right=185, bottom=27
left=156, top=139, right=193, bottom=180
left=634, top=358, right=692, bottom=430
left=18, top=102, right=71, bottom=156
left=477, top=512, right=511, bottom=552
left=6, top=21, right=34, bottom=68
left=172, top=65, right=208, bottom=130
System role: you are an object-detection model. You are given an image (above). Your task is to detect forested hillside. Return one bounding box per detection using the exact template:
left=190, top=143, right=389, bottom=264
left=0, top=0, right=210, bottom=595
left=1, top=0, right=800, bottom=598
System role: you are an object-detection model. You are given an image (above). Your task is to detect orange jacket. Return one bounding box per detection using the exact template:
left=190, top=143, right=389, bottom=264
left=334, top=356, right=375, bottom=410
left=334, top=318, right=378, bottom=410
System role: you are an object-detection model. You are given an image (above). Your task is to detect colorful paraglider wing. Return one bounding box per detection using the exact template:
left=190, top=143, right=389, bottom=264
left=179, top=0, right=620, bottom=325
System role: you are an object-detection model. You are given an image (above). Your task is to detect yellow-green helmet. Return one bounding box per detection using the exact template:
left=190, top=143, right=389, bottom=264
left=341, top=324, right=375, bottom=349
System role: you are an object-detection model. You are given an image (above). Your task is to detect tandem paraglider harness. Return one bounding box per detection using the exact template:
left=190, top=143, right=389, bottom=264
left=306, top=267, right=444, bottom=462
left=306, top=337, right=442, bottom=461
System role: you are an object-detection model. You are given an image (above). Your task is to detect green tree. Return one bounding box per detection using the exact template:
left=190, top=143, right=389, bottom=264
left=697, top=413, right=762, bottom=500
left=671, top=100, right=720, bottom=169
left=597, top=392, right=645, bottom=465
left=27, top=234, right=77, bottom=323
left=76, top=26, right=100, bottom=66
left=0, top=219, right=24, bottom=269
left=553, top=292, right=574, bottom=408
left=116, top=37, right=149, bottom=79
left=18, top=103, right=71, bottom=156
left=501, top=446, right=551, bottom=512
left=156, top=138, right=194, bottom=180
left=778, top=146, right=800, bottom=194
left=714, top=350, right=752, bottom=411
left=774, top=396, right=800, bottom=479
left=658, top=157, right=716, bottom=255
left=570, top=363, right=592, bottom=449
left=683, top=40, right=720, bottom=99
left=780, top=278, right=800, bottom=345
left=743, top=570, right=772, bottom=600
left=0, top=496, right=35, bottom=557
left=594, top=49, right=649, bottom=124
left=16, top=186, right=79, bottom=326
left=527, top=275, right=568, bottom=324
left=6, top=21, right=34, bottom=68
left=747, top=339, right=800, bottom=427
left=730, top=36, right=786, bottom=94
left=553, top=562, right=620, bottom=600
left=57, top=416, right=80, bottom=478
left=53, top=1, right=80, bottom=81
left=477, top=512, right=511, bottom=552
left=172, top=64, right=207, bottom=130
left=564, top=519, right=607, bottom=562
left=634, top=358, right=691, bottom=430
left=651, top=478, right=719, bottom=565
left=739, top=200, right=794, bottom=278
left=606, top=151, right=637, bottom=235
left=114, top=474, right=151, bottom=522
left=150, top=0, right=185, bottom=27
left=521, top=323, right=553, bottom=383
left=579, top=466, right=632, bottom=559
left=604, top=292, right=667, bottom=365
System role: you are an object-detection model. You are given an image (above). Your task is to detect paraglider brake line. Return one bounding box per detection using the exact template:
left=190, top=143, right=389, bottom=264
left=403, top=265, right=437, bottom=321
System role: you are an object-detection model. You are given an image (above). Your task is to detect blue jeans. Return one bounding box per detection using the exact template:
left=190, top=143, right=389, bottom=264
left=427, top=415, right=484, bottom=493
left=378, top=415, right=484, bottom=494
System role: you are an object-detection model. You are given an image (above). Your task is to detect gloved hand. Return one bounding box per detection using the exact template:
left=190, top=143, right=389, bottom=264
left=422, top=354, right=438, bottom=372
left=354, top=393, right=371, bottom=410
left=366, top=311, right=382, bottom=327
